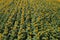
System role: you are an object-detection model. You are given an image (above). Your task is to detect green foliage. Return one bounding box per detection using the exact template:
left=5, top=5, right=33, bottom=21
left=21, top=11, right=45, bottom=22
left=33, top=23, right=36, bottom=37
left=0, top=0, right=60, bottom=40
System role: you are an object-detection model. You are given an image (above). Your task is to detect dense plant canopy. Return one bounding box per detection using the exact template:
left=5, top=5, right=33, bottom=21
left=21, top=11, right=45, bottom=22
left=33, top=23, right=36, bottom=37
left=0, top=0, right=60, bottom=40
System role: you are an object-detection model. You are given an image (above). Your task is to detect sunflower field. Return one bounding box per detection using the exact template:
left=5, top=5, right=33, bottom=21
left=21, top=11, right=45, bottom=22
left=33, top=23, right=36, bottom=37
left=0, top=0, right=60, bottom=40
